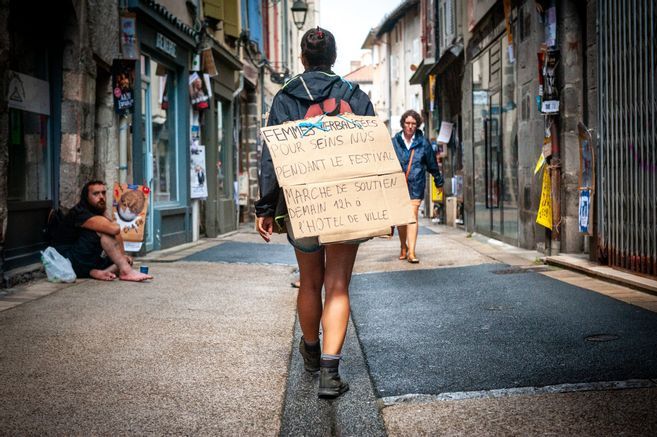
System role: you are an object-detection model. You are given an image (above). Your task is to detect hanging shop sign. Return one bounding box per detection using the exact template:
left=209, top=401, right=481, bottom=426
left=120, top=12, right=138, bottom=60
left=7, top=71, right=50, bottom=115
left=113, top=183, right=150, bottom=252
left=536, top=167, right=553, bottom=229
left=112, top=60, right=135, bottom=115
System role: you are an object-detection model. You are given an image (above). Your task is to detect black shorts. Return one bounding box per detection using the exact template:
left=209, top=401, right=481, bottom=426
left=58, top=230, right=113, bottom=278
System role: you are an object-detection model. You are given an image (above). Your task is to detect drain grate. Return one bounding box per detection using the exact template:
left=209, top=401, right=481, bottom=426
left=585, top=334, right=620, bottom=342
left=492, top=266, right=550, bottom=275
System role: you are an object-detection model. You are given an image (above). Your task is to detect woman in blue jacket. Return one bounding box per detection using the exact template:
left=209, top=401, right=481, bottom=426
left=393, top=110, right=444, bottom=263
left=256, top=27, right=374, bottom=399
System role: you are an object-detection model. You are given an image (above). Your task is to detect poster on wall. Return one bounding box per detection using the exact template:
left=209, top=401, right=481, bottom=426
left=536, top=167, right=552, bottom=229
left=190, top=145, right=208, bottom=199
left=120, top=12, right=138, bottom=60
left=112, top=60, right=135, bottom=115
left=578, top=189, right=591, bottom=234
left=113, top=183, right=150, bottom=252
left=437, top=121, right=453, bottom=144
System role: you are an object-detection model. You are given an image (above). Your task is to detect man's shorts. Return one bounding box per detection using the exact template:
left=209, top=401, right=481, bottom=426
left=58, top=229, right=113, bottom=278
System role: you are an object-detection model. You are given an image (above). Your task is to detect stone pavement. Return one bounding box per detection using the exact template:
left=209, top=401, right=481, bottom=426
left=1, top=221, right=656, bottom=435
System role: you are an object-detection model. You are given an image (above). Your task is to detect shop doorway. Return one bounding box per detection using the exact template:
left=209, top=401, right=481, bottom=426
left=471, top=37, right=518, bottom=244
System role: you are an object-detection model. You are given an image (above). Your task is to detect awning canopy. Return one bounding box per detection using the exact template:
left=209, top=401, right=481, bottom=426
left=409, top=57, right=435, bottom=85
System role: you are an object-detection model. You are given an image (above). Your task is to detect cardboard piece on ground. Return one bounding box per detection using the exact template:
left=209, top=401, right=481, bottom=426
left=261, top=114, right=414, bottom=240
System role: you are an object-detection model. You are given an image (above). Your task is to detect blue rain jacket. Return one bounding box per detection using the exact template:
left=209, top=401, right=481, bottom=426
left=392, top=130, right=444, bottom=200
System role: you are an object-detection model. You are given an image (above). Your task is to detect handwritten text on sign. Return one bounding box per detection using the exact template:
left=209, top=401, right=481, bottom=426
left=285, top=173, right=411, bottom=239
left=261, top=115, right=402, bottom=186
left=261, top=115, right=414, bottom=239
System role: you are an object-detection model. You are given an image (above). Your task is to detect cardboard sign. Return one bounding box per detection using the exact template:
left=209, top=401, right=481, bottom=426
left=113, top=183, right=150, bottom=252
left=536, top=167, right=552, bottom=229
left=261, top=114, right=414, bottom=241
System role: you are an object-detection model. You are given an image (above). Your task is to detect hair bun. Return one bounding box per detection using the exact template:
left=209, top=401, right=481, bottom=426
left=316, top=27, right=324, bottom=39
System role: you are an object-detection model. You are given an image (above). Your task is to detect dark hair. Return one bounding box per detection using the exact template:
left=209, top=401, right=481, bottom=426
left=301, top=26, right=337, bottom=68
left=400, top=110, right=422, bottom=129
left=71, top=179, right=106, bottom=216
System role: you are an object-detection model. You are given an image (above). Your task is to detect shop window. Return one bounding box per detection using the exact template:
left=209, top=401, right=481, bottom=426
left=7, top=15, right=53, bottom=203
left=141, top=55, right=178, bottom=203
left=8, top=109, right=51, bottom=201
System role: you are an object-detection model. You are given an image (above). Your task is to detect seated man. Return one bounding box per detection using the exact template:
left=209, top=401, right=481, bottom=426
left=53, top=180, right=152, bottom=282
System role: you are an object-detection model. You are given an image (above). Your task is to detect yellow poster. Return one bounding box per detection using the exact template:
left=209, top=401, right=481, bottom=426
left=536, top=167, right=552, bottom=229
left=534, top=152, right=546, bottom=175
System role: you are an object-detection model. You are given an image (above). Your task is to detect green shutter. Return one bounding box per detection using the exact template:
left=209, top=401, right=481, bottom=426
left=204, top=0, right=223, bottom=21
left=223, top=0, right=240, bottom=38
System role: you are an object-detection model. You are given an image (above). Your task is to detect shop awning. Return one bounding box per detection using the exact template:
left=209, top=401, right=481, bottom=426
left=409, top=57, right=435, bottom=85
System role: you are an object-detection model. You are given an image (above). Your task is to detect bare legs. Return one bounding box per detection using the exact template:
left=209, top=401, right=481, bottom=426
left=295, top=248, right=325, bottom=343
left=294, top=244, right=359, bottom=355
left=397, top=199, right=422, bottom=261
left=96, top=233, right=152, bottom=281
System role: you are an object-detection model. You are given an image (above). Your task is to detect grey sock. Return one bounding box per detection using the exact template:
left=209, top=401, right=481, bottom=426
left=320, top=353, right=342, bottom=361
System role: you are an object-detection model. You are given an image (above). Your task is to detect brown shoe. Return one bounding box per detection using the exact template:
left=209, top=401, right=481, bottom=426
left=407, top=254, right=419, bottom=264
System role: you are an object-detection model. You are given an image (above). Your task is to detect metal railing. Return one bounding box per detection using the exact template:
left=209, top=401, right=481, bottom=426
left=598, top=0, right=656, bottom=276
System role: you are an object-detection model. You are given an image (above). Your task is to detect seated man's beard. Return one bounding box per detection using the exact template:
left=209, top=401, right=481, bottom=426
left=91, top=203, right=106, bottom=215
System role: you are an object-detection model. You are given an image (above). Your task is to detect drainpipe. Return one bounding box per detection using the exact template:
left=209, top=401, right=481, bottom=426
left=232, top=72, right=245, bottom=227
left=550, top=119, right=561, bottom=255
left=119, top=115, right=128, bottom=184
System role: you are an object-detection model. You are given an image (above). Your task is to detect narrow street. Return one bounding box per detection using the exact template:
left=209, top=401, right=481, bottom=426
left=1, top=223, right=657, bottom=435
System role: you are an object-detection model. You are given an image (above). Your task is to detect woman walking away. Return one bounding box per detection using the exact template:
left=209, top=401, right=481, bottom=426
left=393, top=109, right=444, bottom=263
left=256, top=27, right=375, bottom=399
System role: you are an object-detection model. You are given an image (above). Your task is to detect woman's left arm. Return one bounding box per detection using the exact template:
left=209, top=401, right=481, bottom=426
left=424, top=138, right=444, bottom=187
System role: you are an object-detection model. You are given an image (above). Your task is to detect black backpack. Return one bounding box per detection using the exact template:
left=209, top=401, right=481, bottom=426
left=44, top=208, right=77, bottom=246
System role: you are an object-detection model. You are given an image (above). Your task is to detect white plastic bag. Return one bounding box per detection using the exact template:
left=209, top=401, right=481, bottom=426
left=41, top=247, right=76, bottom=283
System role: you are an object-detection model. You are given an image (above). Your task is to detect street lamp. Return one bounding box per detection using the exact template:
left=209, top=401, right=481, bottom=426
left=291, top=0, right=309, bottom=30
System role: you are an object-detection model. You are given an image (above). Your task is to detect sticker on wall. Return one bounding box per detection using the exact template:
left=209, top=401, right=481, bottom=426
left=120, top=12, right=138, bottom=60
left=113, top=183, right=150, bottom=252
left=112, top=60, right=135, bottom=115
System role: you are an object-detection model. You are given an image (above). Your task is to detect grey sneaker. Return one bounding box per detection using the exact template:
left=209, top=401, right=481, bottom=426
left=298, top=338, right=320, bottom=372
left=318, top=361, right=349, bottom=399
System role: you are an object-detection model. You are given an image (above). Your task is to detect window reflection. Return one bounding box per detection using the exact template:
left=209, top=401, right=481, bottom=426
left=142, top=57, right=177, bottom=203
left=8, top=109, right=50, bottom=202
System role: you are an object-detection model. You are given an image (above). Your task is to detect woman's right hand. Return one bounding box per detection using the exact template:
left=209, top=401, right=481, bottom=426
left=256, top=216, right=274, bottom=242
